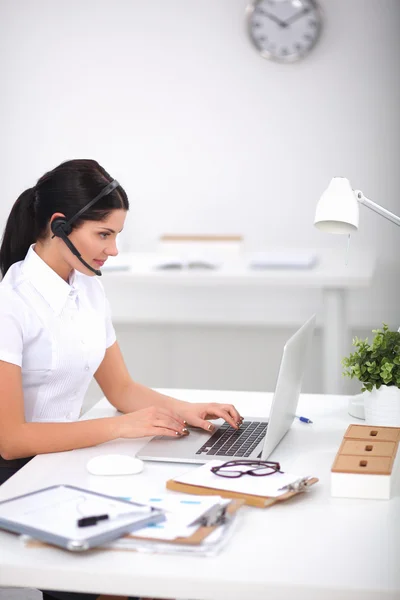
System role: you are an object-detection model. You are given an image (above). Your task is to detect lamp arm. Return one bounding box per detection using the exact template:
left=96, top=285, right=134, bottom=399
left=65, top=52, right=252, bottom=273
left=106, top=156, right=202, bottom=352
left=355, top=190, right=400, bottom=228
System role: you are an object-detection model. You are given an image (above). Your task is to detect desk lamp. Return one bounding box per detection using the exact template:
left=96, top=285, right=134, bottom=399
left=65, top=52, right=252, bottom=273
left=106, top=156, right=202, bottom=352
left=314, top=177, right=400, bottom=418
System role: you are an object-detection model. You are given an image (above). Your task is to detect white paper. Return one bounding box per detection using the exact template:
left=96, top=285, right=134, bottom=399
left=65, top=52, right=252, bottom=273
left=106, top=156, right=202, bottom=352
left=108, top=519, right=230, bottom=552
left=173, top=460, right=311, bottom=498
left=127, top=520, right=198, bottom=540
left=248, top=250, right=317, bottom=269
left=134, top=493, right=228, bottom=520
left=123, top=493, right=230, bottom=540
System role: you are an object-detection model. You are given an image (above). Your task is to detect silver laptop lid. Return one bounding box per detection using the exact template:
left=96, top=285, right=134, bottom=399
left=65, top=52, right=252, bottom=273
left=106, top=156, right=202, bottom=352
left=261, top=314, right=316, bottom=460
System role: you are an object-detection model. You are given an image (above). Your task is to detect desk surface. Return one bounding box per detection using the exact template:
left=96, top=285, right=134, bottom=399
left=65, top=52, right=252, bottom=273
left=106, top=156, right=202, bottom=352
left=101, top=250, right=375, bottom=288
left=0, top=390, right=399, bottom=600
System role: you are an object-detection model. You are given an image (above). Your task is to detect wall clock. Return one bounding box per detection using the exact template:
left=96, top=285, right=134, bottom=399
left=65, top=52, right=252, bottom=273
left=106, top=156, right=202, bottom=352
left=247, top=0, right=322, bottom=63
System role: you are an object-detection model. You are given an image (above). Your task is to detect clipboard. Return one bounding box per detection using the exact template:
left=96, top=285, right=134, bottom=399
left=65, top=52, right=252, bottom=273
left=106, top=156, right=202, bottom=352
left=120, top=498, right=244, bottom=546
left=0, top=485, right=164, bottom=551
left=166, top=477, right=319, bottom=508
left=24, top=499, right=244, bottom=556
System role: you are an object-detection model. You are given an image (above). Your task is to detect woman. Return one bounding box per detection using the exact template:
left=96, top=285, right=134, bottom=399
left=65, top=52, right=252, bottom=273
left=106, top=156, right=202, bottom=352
left=0, top=159, right=242, bottom=600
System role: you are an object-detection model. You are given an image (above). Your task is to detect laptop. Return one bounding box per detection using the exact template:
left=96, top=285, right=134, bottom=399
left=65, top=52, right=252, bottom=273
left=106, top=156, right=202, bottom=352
left=137, top=314, right=316, bottom=464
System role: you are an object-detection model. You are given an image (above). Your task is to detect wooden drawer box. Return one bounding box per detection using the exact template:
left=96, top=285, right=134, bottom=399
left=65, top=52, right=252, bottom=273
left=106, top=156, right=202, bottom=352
left=344, top=424, right=400, bottom=443
left=339, top=439, right=396, bottom=458
left=331, top=425, right=400, bottom=499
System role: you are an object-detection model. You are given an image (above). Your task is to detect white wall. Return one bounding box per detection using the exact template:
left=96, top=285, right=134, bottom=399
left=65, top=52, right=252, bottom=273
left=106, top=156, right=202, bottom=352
left=1, top=0, right=399, bottom=404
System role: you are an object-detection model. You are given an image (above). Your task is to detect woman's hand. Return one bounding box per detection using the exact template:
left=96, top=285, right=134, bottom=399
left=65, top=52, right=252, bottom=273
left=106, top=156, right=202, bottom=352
left=177, top=402, right=243, bottom=432
left=118, top=406, right=188, bottom=439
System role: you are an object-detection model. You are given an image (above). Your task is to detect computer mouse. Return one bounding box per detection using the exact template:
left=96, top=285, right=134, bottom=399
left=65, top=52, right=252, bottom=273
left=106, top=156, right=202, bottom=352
left=86, top=454, right=144, bottom=476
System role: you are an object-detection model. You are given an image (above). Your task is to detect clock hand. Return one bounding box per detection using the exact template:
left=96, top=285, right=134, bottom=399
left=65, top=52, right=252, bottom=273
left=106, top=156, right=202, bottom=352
left=259, top=9, right=287, bottom=28
left=283, top=7, right=311, bottom=26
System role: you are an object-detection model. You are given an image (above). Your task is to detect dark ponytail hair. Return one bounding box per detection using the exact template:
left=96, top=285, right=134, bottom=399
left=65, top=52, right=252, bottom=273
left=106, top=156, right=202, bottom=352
left=0, top=159, right=129, bottom=277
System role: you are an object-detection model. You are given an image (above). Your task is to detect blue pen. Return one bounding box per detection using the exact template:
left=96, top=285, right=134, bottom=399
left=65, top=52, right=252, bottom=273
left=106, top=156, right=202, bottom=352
left=296, top=415, right=313, bottom=424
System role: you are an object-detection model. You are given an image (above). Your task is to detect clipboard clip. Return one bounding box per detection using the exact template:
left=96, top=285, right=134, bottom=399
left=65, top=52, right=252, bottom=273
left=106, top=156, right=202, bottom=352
left=190, top=503, right=228, bottom=527
left=278, top=477, right=312, bottom=493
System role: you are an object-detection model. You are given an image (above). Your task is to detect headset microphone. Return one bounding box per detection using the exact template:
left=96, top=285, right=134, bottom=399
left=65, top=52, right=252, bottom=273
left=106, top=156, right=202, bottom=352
left=50, top=179, right=119, bottom=277
left=51, top=223, right=102, bottom=276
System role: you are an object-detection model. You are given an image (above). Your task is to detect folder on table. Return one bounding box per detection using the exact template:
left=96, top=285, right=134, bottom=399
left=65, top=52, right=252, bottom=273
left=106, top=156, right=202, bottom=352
left=166, top=461, right=319, bottom=508
left=24, top=498, right=244, bottom=556
left=114, top=498, right=244, bottom=549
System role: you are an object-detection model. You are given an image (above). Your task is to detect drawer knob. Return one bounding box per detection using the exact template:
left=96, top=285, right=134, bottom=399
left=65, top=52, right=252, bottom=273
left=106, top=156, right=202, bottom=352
left=359, top=460, right=368, bottom=467
left=365, top=445, right=373, bottom=451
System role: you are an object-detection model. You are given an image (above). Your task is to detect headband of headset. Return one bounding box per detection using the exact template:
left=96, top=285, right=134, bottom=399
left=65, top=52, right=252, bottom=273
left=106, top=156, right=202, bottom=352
left=51, top=179, right=119, bottom=237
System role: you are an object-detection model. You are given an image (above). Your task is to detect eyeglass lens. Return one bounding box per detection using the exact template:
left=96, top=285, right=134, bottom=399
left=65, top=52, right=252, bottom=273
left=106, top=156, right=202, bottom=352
left=216, top=462, right=279, bottom=477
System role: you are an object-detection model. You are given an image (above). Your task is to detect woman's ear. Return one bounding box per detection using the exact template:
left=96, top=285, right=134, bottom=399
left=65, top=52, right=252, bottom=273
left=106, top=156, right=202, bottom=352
left=49, top=212, right=67, bottom=226
left=49, top=213, right=68, bottom=238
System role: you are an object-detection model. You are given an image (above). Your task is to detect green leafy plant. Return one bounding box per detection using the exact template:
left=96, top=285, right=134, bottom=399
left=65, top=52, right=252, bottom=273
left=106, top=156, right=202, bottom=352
left=342, top=324, right=400, bottom=393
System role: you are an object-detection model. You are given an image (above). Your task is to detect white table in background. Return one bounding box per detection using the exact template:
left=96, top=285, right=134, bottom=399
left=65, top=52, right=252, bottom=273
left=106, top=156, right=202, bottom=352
left=1, top=389, right=398, bottom=600
left=101, top=250, right=375, bottom=394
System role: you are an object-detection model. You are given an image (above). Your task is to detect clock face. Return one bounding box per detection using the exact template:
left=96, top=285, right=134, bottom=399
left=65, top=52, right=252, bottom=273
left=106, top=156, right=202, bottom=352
left=247, top=0, right=322, bottom=63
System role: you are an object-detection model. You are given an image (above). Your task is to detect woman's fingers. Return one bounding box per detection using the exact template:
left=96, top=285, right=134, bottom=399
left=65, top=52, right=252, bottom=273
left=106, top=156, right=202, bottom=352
left=142, top=406, right=187, bottom=431
left=205, top=404, right=243, bottom=429
left=188, top=410, right=235, bottom=433
left=220, top=403, right=242, bottom=424
left=153, top=416, right=188, bottom=434
left=122, top=406, right=189, bottom=438
left=210, top=408, right=238, bottom=429
left=147, top=427, right=188, bottom=438
left=122, top=402, right=243, bottom=438
left=185, top=403, right=244, bottom=432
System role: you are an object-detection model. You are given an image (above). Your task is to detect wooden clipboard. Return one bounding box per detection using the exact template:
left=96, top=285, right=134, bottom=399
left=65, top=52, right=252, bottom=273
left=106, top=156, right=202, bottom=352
left=166, top=477, right=319, bottom=508
left=122, top=498, right=244, bottom=546
left=25, top=499, right=244, bottom=550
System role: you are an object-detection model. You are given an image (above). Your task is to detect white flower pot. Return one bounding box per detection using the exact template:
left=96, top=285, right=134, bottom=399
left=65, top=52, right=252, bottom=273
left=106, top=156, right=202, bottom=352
left=364, top=385, right=400, bottom=426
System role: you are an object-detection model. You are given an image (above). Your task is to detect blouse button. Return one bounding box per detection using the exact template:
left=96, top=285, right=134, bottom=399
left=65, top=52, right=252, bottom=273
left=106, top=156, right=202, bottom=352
left=85, top=366, right=89, bottom=371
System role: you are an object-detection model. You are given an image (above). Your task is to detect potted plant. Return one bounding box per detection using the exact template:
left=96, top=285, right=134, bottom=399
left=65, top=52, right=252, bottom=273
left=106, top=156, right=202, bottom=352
left=342, top=324, right=400, bottom=425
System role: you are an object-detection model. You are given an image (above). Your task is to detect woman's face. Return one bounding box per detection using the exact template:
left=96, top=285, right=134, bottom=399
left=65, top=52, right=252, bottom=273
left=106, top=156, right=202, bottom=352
left=58, top=209, right=127, bottom=277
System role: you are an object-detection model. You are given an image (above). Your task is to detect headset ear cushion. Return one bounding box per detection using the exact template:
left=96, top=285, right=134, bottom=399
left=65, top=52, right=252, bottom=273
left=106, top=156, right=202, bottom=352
left=51, top=218, right=71, bottom=237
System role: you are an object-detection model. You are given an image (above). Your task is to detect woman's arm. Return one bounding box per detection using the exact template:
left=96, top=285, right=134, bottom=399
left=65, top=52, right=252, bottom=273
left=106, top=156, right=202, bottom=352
left=95, top=342, right=242, bottom=431
left=94, top=342, right=176, bottom=413
left=0, top=360, right=187, bottom=460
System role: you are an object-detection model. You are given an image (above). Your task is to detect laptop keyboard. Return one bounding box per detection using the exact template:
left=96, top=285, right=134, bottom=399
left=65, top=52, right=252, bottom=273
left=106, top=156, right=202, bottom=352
left=196, top=421, right=268, bottom=457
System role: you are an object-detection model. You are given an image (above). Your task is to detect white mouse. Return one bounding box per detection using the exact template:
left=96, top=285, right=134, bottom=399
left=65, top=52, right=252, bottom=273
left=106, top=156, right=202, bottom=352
left=86, top=454, right=144, bottom=476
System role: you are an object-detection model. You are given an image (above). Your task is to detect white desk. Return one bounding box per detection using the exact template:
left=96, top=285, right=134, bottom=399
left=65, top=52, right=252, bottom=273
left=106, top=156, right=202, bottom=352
left=1, top=389, right=398, bottom=600
left=101, top=251, right=375, bottom=394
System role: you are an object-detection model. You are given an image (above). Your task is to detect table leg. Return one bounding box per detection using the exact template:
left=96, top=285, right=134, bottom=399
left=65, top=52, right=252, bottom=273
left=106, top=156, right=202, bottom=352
left=322, top=288, right=347, bottom=394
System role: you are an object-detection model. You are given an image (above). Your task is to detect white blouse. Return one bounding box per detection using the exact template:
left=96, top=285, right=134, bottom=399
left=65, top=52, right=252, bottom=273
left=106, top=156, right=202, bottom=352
left=0, top=245, right=116, bottom=423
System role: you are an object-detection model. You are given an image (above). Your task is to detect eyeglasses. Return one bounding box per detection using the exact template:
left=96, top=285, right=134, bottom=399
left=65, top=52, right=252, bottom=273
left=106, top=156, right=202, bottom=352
left=210, top=460, right=281, bottom=478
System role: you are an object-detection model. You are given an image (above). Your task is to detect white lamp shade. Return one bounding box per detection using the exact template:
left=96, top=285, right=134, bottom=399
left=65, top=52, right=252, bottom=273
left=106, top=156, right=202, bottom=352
left=314, top=177, right=359, bottom=234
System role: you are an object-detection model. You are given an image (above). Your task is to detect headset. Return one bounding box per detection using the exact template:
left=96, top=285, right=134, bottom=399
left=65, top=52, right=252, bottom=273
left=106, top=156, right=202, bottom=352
left=50, top=179, right=120, bottom=276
